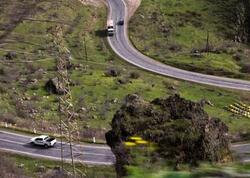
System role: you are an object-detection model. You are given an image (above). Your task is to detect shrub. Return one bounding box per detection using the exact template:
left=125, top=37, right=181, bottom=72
left=0, top=113, right=16, bottom=124
left=129, top=71, right=140, bottom=79
left=105, top=67, right=121, bottom=77
left=241, top=64, right=250, bottom=73
left=0, top=155, right=25, bottom=178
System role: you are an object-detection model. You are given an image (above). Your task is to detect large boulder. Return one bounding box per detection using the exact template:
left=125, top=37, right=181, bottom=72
left=45, top=77, right=68, bottom=95
left=106, top=94, right=231, bottom=177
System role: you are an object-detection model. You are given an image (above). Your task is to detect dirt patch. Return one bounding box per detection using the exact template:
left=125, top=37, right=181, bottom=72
left=123, top=0, right=141, bottom=19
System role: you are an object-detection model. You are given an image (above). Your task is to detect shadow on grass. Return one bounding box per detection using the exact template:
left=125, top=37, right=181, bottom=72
left=95, top=29, right=107, bottom=38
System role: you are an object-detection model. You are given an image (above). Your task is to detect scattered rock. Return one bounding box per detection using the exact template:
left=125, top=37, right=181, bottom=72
left=168, top=85, right=176, bottom=90
left=18, top=163, right=24, bottom=168
left=129, top=71, right=140, bottom=79
left=233, top=53, right=243, bottom=61
left=169, top=44, right=181, bottom=52
left=105, top=68, right=121, bottom=77
left=4, top=51, right=17, bottom=60
left=200, top=99, right=214, bottom=107
left=191, top=48, right=203, bottom=58
left=37, top=165, right=46, bottom=172
left=117, top=78, right=129, bottom=85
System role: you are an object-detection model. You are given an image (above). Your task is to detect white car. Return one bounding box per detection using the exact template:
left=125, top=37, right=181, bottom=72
left=30, top=135, right=56, bottom=148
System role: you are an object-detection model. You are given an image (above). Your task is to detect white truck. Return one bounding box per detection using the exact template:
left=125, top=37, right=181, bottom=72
left=30, top=135, right=56, bottom=148
left=107, top=19, right=114, bottom=36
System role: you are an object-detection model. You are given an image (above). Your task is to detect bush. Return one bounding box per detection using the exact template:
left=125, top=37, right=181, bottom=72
left=129, top=71, right=140, bottom=79
left=0, top=113, right=16, bottom=124
left=241, top=64, right=250, bottom=73
left=0, top=155, right=25, bottom=178
left=105, top=67, right=121, bottom=77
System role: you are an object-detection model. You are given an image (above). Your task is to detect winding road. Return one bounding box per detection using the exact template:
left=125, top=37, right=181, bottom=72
left=107, top=0, right=250, bottom=91
left=0, top=130, right=115, bottom=165
left=0, top=130, right=250, bottom=165
left=0, top=0, right=250, bottom=167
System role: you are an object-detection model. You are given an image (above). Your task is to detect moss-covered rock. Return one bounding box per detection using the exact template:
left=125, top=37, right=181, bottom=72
left=106, top=94, right=231, bottom=177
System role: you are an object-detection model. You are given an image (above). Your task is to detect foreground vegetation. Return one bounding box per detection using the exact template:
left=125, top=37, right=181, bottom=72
left=129, top=0, right=250, bottom=79
left=126, top=163, right=250, bottom=178
left=0, top=152, right=115, bottom=178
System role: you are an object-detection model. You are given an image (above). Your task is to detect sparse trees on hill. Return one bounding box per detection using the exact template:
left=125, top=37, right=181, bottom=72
left=209, top=0, right=250, bottom=43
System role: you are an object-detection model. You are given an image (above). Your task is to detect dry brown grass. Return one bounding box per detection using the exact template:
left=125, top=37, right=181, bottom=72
left=0, top=155, right=26, bottom=178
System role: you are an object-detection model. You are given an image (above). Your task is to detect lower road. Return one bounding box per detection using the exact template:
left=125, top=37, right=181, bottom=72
left=107, top=0, right=250, bottom=91
left=0, top=130, right=115, bottom=165
left=232, top=143, right=250, bottom=163
left=0, top=130, right=250, bottom=165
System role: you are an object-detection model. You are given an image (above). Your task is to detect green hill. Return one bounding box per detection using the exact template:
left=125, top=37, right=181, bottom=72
left=129, top=0, right=250, bottom=79
left=0, top=0, right=249, bottom=142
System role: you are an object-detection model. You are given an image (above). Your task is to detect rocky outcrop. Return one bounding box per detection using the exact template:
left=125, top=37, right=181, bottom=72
left=45, top=77, right=68, bottom=95
left=106, top=94, right=231, bottom=177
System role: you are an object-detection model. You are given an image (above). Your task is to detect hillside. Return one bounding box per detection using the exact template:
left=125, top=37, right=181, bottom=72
left=129, top=0, right=250, bottom=79
left=0, top=0, right=249, bottom=142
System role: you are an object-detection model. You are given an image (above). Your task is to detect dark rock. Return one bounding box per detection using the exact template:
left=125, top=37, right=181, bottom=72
left=4, top=51, right=17, bottom=60
left=36, top=165, right=46, bottom=172
left=190, top=48, right=203, bottom=58
left=233, top=53, right=243, bottom=61
left=241, top=64, right=250, bottom=74
left=45, top=77, right=68, bottom=95
left=169, top=44, right=182, bottom=52
left=106, top=94, right=231, bottom=177
left=129, top=71, right=140, bottom=79
left=105, top=68, right=121, bottom=77
left=117, top=78, right=129, bottom=85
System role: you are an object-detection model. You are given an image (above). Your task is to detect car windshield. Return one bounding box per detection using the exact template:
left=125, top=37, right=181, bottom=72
left=46, top=137, right=55, bottom=142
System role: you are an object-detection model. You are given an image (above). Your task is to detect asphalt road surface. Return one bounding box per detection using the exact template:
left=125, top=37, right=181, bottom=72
left=1, top=129, right=250, bottom=165
left=107, top=0, right=250, bottom=91
left=0, top=130, right=115, bottom=165
left=232, top=143, right=250, bottom=163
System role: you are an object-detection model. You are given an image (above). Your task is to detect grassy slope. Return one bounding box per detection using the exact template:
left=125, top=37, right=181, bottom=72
left=0, top=0, right=249, bottom=141
left=129, top=0, right=250, bottom=79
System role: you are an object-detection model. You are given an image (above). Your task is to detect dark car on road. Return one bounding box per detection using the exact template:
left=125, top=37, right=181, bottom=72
left=117, top=19, right=124, bottom=25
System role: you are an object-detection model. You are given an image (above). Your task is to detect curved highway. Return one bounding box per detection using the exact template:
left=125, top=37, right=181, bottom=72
left=0, top=130, right=250, bottom=165
left=0, top=130, right=115, bottom=165
left=107, top=0, right=250, bottom=91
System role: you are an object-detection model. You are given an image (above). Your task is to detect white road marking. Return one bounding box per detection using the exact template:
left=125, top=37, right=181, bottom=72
left=0, top=147, right=113, bottom=165
left=231, top=143, right=250, bottom=148
left=0, top=138, right=24, bottom=145
left=0, top=138, right=113, bottom=157
left=0, top=130, right=111, bottom=150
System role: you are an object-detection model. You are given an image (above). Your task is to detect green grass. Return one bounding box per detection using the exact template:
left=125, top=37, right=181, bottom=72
left=2, top=152, right=116, bottom=178
left=0, top=0, right=249, bottom=142
left=126, top=162, right=250, bottom=178
left=129, top=0, right=250, bottom=79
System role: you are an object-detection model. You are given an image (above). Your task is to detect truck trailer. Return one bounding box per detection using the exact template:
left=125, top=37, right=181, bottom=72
left=107, top=19, right=114, bottom=36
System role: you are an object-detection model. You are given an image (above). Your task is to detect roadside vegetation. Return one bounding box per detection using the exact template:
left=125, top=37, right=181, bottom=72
left=129, top=0, right=250, bottom=80
left=126, top=163, right=250, bottom=178
left=0, top=152, right=116, bottom=178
